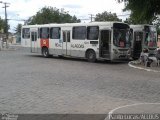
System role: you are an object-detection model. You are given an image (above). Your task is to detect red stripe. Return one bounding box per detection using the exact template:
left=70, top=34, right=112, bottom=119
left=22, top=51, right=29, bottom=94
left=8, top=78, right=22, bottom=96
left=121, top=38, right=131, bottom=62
left=40, top=39, right=49, bottom=48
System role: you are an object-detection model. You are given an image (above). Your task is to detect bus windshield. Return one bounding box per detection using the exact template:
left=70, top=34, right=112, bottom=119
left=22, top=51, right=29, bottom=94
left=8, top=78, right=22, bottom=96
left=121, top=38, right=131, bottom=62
left=144, top=26, right=157, bottom=48
left=113, top=29, right=131, bottom=48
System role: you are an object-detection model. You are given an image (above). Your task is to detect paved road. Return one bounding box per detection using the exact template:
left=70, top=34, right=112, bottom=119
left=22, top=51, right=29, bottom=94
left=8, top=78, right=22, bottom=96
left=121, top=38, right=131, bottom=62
left=0, top=46, right=160, bottom=114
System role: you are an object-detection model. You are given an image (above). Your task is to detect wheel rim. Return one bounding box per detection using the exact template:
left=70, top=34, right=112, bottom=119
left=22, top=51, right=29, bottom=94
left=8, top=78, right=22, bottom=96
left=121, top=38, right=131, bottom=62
left=89, top=53, right=94, bottom=59
left=43, top=49, right=48, bottom=57
left=87, top=51, right=96, bottom=62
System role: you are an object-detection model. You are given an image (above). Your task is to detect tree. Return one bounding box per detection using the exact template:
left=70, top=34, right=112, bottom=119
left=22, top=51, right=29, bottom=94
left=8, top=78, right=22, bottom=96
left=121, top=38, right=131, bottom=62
left=26, top=6, right=80, bottom=25
left=118, top=0, right=160, bottom=24
left=95, top=11, right=122, bottom=22
left=123, top=17, right=138, bottom=25
left=0, top=17, right=5, bottom=32
left=15, top=24, right=22, bottom=34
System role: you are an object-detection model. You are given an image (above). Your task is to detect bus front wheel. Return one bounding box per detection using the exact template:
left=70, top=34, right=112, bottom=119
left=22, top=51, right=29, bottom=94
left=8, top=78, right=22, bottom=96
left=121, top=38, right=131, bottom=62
left=86, top=50, right=96, bottom=62
left=42, top=47, right=49, bottom=58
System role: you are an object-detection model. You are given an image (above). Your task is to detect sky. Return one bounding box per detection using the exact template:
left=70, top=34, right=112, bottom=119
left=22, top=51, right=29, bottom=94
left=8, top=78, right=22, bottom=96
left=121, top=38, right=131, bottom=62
left=0, top=0, right=130, bottom=33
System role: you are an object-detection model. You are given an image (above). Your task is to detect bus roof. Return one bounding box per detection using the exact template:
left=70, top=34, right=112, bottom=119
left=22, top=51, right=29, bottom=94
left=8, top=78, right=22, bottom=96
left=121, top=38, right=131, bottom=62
left=22, top=21, right=129, bottom=28
left=130, top=24, right=155, bottom=28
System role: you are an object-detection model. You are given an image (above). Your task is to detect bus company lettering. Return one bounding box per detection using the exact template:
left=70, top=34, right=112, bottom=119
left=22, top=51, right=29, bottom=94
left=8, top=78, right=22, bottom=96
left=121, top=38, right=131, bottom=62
left=71, top=44, right=84, bottom=48
left=55, top=43, right=62, bottom=47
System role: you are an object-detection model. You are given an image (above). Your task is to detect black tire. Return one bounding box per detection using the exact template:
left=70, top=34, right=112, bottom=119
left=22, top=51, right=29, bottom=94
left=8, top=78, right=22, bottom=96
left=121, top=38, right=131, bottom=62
left=86, top=50, right=96, bottom=62
left=42, top=48, right=49, bottom=58
left=58, top=55, right=63, bottom=58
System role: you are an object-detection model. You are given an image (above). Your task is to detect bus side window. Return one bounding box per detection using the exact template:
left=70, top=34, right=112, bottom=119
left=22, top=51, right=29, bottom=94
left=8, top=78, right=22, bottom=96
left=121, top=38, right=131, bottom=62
left=40, top=27, right=49, bottom=39
left=67, top=31, right=70, bottom=42
left=87, top=26, right=99, bottom=40
left=72, top=26, right=86, bottom=40
left=50, top=27, right=61, bottom=39
left=63, top=32, right=66, bottom=42
left=38, top=28, right=40, bottom=38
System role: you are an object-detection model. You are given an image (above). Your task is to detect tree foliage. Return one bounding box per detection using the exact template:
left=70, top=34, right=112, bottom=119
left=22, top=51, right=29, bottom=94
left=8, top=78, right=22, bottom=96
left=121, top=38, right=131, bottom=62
left=0, top=17, right=5, bottom=32
left=123, top=17, right=138, bottom=25
left=95, top=11, right=121, bottom=22
left=26, top=6, right=81, bottom=25
left=0, top=17, right=10, bottom=34
left=15, top=24, right=22, bottom=34
left=118, top=0, right=160, bottom=24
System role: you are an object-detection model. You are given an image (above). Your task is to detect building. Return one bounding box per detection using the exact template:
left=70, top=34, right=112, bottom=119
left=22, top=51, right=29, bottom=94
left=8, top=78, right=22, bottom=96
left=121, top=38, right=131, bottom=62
left=8, top=35, right=16, bottom=44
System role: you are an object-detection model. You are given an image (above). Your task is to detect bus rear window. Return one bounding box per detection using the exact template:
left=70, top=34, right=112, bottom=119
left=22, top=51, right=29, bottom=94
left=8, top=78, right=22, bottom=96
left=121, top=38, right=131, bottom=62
left=22, top=28, right=30, bottom=39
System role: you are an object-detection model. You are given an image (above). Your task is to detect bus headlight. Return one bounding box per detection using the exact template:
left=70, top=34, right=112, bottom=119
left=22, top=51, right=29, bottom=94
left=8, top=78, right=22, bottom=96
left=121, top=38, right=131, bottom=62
left=113, top=49, right=118, bottom=54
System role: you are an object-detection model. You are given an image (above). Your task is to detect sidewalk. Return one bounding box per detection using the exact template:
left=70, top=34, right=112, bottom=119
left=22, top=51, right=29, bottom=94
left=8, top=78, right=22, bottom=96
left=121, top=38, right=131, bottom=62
left=129, top=60, right=160, bottom=72
left=0, top=43, right=21, bottom=51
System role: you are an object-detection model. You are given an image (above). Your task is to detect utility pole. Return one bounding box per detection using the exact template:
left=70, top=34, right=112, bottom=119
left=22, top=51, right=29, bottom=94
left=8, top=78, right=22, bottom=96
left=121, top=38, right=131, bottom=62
left=0, top=1, right=10, bottom=41
left=88, top=14, right=95, bottom=22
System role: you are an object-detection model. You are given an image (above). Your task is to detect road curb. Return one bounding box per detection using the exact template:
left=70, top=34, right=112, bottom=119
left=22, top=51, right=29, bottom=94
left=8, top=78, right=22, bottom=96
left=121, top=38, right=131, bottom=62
left=128, top=61, right=160, bottom=73
left=106, top=103, right=160, bottom=120
left=0, top=48, right=16, bottom=51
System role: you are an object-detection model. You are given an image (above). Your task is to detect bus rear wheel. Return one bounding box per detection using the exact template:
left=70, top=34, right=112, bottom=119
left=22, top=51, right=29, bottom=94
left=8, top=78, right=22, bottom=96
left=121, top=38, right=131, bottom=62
left=86, top=50, right=96, bottom=62
left=42, top=47, right=49, bottom=58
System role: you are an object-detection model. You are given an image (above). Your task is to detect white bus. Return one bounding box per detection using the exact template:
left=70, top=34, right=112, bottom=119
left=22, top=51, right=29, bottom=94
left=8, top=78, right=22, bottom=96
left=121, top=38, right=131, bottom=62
left=21, top=22, right=131, bottom=62
left=130, top=24, right=157, bottom=59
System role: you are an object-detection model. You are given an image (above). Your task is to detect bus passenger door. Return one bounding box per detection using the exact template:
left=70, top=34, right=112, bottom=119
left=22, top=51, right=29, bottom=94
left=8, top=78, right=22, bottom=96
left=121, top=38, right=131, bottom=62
left=62, top=31, right=71, bottom=56
left=133, top=31, right=143, bottom=59
left=31, top=31, right=38, bottom=53
left=99, top=30, right=111, bottom=58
